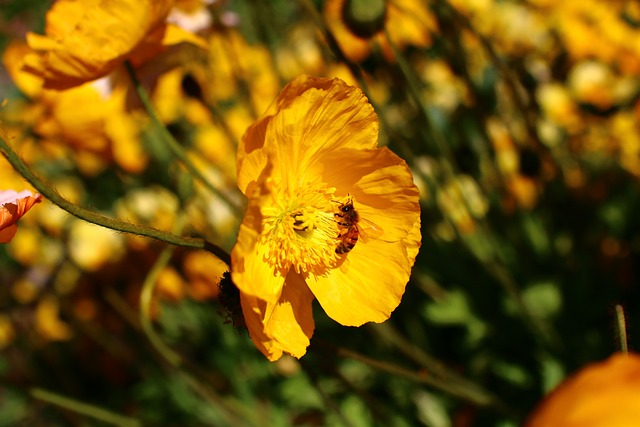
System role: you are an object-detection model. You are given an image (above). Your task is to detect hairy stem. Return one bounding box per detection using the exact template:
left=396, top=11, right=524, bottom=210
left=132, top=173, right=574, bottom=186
left=0, top=133, right=231, bottom=265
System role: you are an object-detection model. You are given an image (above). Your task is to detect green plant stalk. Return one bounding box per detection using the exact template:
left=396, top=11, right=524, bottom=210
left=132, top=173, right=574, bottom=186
left=369, top=323, right=514, bottom=417
left=316, top=340, right=514, bottom=416
left=103, top=288, right=247, bottom=426
left=30, top=387, right=141, bottom=427
left=615, top=304, right=628, bottom=354
left=0, top=134, right=231, bottom=265
left=139, top=216, right=184, bottom=367
left=124, top=61, right=242, bottom=216
left=369, top=323, right=508, bottom=405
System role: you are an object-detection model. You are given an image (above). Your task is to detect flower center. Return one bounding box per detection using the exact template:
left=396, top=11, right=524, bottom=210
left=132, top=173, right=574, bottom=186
left=260, top=180, right=340, bottom=275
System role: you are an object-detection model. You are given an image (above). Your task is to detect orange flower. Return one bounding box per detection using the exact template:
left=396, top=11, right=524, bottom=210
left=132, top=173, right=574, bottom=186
left=232, top=75, right=421, bottom=360
left=22, top=0, right=206, bottom=90
left=526, top=353, right=640, bottom=427
left=0, top=190, right=43, bottom=243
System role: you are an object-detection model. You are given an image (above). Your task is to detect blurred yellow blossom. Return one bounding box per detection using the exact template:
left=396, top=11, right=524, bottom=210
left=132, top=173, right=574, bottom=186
left=0, top=315, right=16, bottom=350
left=567, top=61, right=639, bottom=111
left=437, top=175, right=488, bottom=234
left=325, top=0, right=437, bottom=63
left=183, top=251, right=227, bottom=301
left=156, top=266, right=186, bottom=302
left=35, top=295, right=73, bottom=342
left=206, top=29, right=280, bottom=114
left=67, top=221, right=125, bottom=272
left=22, top=0, right=206, bottom=90
left=4, top=42, right=147, bottom=174
left=536, top=83, right=582, bottom=134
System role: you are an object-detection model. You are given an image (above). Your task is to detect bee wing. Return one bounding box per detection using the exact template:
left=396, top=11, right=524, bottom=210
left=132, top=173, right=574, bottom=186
left=357, top=217, right=384, bottom=243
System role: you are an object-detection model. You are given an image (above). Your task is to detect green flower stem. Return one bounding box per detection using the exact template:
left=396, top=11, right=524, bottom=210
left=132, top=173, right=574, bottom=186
left=615, top=304, right=629, bottom=354
left=481, top=258, right=560, bottom=349
left=30, top=387, right=141, bottom=427
left=0, top=134, right=231, bottom=266
left=315, top=340, right=516, bottom=417
left=370, top=323, right=497, bottom=389
left=103, top=281, right=245, bottom=426
left=139, top=215, right=185, bottom=367
left=124, top=61, right=242, bottom=216
left=369, top=323, right=512, bottom=413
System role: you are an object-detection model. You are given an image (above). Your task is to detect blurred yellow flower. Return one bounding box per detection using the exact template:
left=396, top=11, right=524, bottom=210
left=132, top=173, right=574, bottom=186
left=567, top=61, right=638, bottom=111
left=0, top=315, right=16, bottom=350
left=526, top=353, right=640, bottom=427
left=35, top=295, right=73, bottom=342
left=325, top=0, right=437, bottom=62
left=206, top=29, right=281, bottom=114
left=156, top=266, right=186, bottom=302
left=22, top=0, right=205, bottom=90
left=4, top=42, right=147, bottom=174
left=0, top=190, right=43, bottom=243
left=183, top=251, right=228, bottom=301
left=67, top=220, right=125, bottom=272
left=437, top=175, right=488, bottom=234
left=231, top=75, right=421, bottom=360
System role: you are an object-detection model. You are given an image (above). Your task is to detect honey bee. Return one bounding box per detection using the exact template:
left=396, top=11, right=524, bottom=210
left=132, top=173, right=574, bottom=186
left=334, top=198, right=382, bottom=254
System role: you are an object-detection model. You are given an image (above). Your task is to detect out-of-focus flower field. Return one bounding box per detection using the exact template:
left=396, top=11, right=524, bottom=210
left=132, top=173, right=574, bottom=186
left=1, top=0, right=640, bottom=425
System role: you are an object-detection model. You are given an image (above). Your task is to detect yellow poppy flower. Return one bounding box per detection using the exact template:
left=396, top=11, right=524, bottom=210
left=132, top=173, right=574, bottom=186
left=22, top=0, right=206, bottom=90
left=324, top=0, right=437, bottom=62
left=0, top=190, right=43, bottom=244
left=526, top=353, right=640, bottom=427
left=231, top=75, right=421, bottom=360
left=5, top=42, right=147, bottom=174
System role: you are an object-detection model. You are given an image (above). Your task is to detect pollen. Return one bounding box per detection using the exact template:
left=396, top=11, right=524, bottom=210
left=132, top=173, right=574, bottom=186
left=260, top=181, right=340, bottom=274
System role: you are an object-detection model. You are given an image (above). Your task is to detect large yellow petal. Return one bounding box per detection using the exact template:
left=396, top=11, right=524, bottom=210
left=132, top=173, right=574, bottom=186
left=266, top=76, right=379, bottom=185
left=231, top=182, right=286, bottom=304
left=306, top=236, right=416, bottom=326
left=22, top=0, right=176, bottom=89
left=304, top=146, right=420, bottom=326
left=240, top=292, right=283, bottom=361
left=240, top=272, right=315, bottom=361
left=317, top=146, right=421, bottom=243
left=264, top=271, right=315, bottom=358
left=237, top=76, right=379, bottom=193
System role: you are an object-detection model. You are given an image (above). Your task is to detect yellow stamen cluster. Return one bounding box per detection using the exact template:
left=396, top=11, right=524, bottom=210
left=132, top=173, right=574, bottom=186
left=260, top=181, right=340, bottom=274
